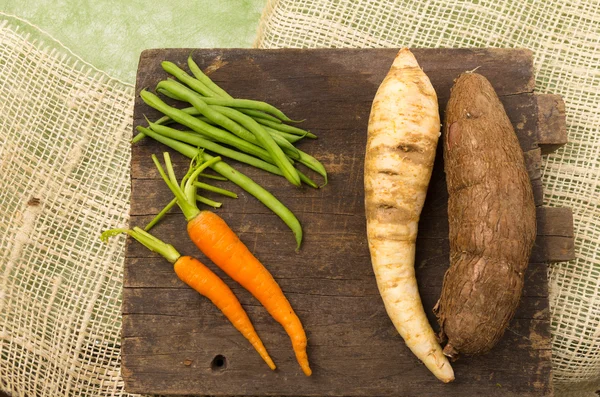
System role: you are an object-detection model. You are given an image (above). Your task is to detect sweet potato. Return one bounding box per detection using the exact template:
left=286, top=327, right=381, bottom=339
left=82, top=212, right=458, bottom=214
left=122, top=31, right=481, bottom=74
left=434, top=72, right=537, bottom=358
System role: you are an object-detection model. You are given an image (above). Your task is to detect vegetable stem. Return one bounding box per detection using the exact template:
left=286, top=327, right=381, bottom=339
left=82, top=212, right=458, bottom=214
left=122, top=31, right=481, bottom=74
left=144, top=197, right=177, bottom=231
left=194, top=181, right=238, bottom=198
left=139, top=131, right=303, bottom=246
left=196, top=195, right=222, bottom=208
left=198, top=172, right=227, bottom=181
left=101, top=227, right=180, bottom=264
left=152, top=153, right=200, bottom=221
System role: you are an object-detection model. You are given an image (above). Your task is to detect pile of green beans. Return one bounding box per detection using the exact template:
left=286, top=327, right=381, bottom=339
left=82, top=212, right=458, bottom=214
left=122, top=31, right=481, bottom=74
left=134, top=55, right=328, bottom=248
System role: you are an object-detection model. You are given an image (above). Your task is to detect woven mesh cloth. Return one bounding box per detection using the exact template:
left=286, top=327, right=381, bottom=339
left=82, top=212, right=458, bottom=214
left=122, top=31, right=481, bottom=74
left=256, top=0, right=600, bottom=395
left=0, top=15, right=134, bottom=396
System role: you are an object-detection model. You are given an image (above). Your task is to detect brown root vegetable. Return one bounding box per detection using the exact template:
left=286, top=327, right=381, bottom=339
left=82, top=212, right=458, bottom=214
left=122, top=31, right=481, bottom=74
left=434, top=72, right=537, bottom=358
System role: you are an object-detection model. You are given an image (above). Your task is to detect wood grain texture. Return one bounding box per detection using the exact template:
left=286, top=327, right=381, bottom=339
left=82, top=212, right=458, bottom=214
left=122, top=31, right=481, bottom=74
left=536, top=94, right=568, bottom=154
left=125, top=48, right=572, bottom=396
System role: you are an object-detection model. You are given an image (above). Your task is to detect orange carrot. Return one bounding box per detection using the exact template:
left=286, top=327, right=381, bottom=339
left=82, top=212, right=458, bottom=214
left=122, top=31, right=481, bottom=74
left=188, top=211, right=310, bottom=376
left=152, top=152, right=311, bottom=376
left=101, top=227, right=275, bottom=370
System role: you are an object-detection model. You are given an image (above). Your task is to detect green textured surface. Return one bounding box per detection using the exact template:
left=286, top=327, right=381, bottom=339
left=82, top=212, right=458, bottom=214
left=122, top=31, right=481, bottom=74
left=0, top=0, right=266, bottom=83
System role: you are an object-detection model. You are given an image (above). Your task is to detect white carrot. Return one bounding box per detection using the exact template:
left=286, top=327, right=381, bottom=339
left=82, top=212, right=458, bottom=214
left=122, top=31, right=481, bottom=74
left=364, top=48, right=454, bottom=383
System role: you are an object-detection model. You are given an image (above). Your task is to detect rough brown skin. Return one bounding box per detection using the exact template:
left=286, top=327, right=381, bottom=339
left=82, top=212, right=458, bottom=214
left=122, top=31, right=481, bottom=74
left=434, top=72, right=537, bottom=358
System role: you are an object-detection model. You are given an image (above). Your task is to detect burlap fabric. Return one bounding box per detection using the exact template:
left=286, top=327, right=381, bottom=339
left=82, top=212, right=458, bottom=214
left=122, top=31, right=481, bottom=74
left=0, top=14, right=134, bottom=396
left=255, top=1, right=600, bottom=395
left=1, top=0, right=599, bottom=395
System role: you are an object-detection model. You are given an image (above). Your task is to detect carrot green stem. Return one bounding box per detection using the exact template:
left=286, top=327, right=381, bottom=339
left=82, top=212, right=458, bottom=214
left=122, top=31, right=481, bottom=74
left=163, top=152, right=179, bottom=187
left=184, top=156, right=223, bottom=201
left=194, top=181, right=238, bottom=198
left=199, top=172, right=227, bottom=181
left=196, top=195, right=222, bottom=208
left=145, top=197, right=177, bottom=231
left=152, top=153, right=200, bottom=221
left=101, top=227, right=180, bottom=264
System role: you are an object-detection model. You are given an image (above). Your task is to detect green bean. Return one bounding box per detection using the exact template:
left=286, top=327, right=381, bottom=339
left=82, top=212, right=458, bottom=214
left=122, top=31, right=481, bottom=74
left=155, top=107, right=282, bottom=126
left=139, top=126, right=317, bottom=188
left=156, top=81, right=301, bottom=187
left=203, top=151, right=303, bottom=249
left=140, top=90, right=274, bottom=164
left=188, top=114, right=301, bottom=144
left=132, top=105, right=191, bottom=144
left=156, top=82, right=297, bottom=161
left=183, top=113, right=302, bottom=146
left=187, top=56, right=305, bottom=124
left=156, top=82, right=283, bottom=145
left=193, top=181, right=238, bottom=198
left=296, top=149, right=328, bottom=186
left=162, top=61, right=218, bottom=97
left=157, top=78, right=294, bottom=122
left=132, top=105, right=288, bottom=145
left=261, top=124, right=306, bottom=143
left=136, top=127, right=304, bottom=247
left=256, top=118, right=317, bottom=139
left=196, top=195, right=222, bottom=208
left=155, top=107, right=198, bottom=126
left=210, top=105, right=300, bottom=159
left=238, top=109, right=282, bottom=124
left=187, top=54, right=232, bottom=98
left=141, top=124, right=276, bottom=173
left=156, top=86, right=186, bottom=101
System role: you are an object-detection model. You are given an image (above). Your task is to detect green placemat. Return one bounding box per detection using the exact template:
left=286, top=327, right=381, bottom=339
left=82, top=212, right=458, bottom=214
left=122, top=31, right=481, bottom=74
left=0, top=0, right=266, bottom=82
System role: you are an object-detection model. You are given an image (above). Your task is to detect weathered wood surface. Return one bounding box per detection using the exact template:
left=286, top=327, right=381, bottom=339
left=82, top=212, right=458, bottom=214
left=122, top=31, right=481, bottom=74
left=125, top=48, right=573, bottom=396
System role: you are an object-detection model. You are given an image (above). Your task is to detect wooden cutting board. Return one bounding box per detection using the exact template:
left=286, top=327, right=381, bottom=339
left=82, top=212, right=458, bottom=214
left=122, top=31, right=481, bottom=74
left=125, top=48, right=574, bottom=396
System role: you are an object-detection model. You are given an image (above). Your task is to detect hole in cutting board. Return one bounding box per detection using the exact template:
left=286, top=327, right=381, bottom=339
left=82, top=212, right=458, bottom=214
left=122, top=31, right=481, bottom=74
left=211, top=354, right=227, bottom=371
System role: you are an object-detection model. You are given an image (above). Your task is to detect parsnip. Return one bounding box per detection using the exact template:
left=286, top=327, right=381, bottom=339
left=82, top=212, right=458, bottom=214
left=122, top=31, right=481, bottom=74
left=364, top=48, right=454, bottom=383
